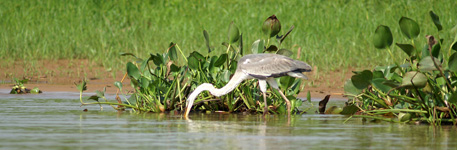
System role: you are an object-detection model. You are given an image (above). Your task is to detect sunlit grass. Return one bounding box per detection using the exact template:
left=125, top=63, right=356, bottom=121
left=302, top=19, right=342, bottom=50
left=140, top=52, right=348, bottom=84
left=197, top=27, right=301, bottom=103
left=1, top=0, right=456, bottom=73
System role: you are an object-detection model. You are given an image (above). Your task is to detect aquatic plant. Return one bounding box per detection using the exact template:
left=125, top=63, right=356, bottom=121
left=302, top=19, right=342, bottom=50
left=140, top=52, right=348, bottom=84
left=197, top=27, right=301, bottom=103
left=344, top=11, right=457, bottom=125
left=78, top=15, right=311, bottom=114
left=9, top=78, right=41, bottom=94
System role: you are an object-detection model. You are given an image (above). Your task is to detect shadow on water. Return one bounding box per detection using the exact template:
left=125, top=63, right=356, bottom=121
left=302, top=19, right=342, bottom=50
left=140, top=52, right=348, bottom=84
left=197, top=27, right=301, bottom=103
left=1, top=90, right=457, bottom=149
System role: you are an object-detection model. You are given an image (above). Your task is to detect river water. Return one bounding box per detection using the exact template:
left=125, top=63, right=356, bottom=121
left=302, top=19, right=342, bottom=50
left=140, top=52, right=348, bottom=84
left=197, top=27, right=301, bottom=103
left=0, top=90, right=456, bottom=150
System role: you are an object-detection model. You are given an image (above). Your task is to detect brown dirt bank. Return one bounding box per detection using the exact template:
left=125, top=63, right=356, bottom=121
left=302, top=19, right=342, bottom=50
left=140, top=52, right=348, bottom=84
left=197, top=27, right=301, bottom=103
left=0, top=59, right=355, bottom=100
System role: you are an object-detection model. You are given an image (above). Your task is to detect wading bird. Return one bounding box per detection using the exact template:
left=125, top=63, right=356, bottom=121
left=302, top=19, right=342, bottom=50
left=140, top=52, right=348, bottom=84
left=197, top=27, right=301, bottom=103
left=184, top=53, right=312, bottom=118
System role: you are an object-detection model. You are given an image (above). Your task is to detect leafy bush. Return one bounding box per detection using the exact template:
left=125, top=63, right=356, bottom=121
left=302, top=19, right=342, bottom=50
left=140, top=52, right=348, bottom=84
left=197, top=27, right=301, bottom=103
left=78, top=15, right=310, bottom=114
left=344, top=11, right=457, bottom=125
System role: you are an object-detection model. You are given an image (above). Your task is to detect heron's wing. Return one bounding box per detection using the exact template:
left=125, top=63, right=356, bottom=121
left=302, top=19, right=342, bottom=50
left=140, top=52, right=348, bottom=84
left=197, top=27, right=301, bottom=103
left=239, top=54, right=311, bottom=79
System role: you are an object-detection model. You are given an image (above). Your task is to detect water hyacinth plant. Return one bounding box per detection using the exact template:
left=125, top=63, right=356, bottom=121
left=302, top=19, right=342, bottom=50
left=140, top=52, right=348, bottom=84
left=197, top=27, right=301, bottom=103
left=9, top=78, right=42, bottom=94
left=78, top=15, right=311, bottom=115
left=344, top=11, right=457, bottom=125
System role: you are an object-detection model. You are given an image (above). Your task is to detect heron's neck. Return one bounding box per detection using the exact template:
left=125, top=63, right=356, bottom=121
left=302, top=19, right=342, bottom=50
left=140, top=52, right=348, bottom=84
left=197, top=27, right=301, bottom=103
left=188, top=70, right=246, bottom=101
left=218, top=71, right=249, bottom=96
left=185, top=70, right=248, bottom=116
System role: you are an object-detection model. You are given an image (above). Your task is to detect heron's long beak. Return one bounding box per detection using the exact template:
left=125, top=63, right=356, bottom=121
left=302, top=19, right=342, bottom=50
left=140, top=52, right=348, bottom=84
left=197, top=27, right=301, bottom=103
left=184, top=97, right=194, bottom=118
left=184, top=107, right=190, bottom=118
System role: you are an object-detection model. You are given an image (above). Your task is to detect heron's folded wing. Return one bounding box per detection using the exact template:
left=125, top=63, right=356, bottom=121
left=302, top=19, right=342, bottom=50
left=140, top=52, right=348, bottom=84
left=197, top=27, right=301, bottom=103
left=239, top=55, right=297, bottom=79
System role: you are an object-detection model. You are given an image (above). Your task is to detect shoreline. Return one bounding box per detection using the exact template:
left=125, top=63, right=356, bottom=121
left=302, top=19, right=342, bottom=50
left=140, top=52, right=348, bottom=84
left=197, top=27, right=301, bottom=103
left=1, top=59, right=350, bottom=100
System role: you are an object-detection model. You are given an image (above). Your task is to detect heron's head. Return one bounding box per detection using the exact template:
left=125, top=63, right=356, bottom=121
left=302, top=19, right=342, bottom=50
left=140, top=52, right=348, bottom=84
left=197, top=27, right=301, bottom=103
left=184, top=83, right=215, bottom=118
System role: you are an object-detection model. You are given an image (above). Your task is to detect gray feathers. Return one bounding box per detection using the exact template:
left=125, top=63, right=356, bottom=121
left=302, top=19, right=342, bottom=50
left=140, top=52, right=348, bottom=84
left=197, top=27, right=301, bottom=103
left=238, top=53, right=311, bottom=79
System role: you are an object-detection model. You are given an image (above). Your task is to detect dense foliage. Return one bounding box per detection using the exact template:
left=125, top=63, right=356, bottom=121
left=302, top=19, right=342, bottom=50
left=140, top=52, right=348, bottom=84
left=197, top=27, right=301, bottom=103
left=78, top=16, right=310, bottom=115
left=344, top=11, right=457, bottom=125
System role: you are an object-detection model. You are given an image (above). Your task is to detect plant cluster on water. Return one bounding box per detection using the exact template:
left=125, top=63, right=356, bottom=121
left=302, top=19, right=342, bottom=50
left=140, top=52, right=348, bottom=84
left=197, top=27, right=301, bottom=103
left=9, top=78, right=41, bottom=94
left=344, top=11, right=457, bottom=125
left=78, top=15, right=311, bottom=115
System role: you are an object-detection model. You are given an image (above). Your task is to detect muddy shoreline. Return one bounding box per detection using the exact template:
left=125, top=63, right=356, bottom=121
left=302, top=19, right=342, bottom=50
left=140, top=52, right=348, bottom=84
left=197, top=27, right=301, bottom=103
left=0, top=59, right=350, bottom=100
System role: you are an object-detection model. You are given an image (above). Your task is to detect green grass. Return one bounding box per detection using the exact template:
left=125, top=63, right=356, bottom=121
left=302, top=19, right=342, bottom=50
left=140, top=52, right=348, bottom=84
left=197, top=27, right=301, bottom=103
left=1, top=0, right=456, bottom=73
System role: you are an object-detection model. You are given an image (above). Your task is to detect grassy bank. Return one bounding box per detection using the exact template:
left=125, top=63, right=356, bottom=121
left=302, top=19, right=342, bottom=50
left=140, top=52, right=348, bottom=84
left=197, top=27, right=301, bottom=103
left=1, top=0, right=456, bottom=73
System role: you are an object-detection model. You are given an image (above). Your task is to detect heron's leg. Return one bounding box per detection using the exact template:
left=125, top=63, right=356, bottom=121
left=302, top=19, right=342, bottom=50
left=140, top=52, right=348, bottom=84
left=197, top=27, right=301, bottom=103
left=278, top=90, right=291, bottom=116
left=258, top=80, right=268, bottom=116
left=266, top=78, right=291, bottom=116
left=263, top=92, right=268, bottom=116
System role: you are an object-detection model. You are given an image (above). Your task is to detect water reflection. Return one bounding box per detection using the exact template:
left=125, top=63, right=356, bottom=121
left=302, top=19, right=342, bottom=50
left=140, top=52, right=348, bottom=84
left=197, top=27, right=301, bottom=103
left=0, top=95, right=457, bottom=149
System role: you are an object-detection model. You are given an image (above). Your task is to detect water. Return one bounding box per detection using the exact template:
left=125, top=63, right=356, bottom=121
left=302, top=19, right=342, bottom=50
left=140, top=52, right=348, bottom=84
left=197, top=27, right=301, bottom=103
left=1, top=90, right=456, bottom=150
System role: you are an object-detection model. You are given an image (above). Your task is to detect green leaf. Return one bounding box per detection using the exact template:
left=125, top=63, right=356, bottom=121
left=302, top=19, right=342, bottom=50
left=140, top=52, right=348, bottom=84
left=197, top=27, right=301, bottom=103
left=373, top=25, right=393, bottom=49
left=214, top=54, right=227, bottom=67
left=162, top=53, right=169, bottom=65
left=190, top=51, right=205, bottom=60
left=150, top=53, right=163, bottom=66
left=436, top=77, right=446, bottom=87
left=448, top=53, right=457, bottom=72
left=10, top=88, right=18, bottom=94
left=340, top=104, right=359, bottom=115
left=431, top=41, right=442, bottom=58
left=344, top=79, right=362, bottom=96
left=277, top=102, right=286, bottom=114
left=399, top=17, right=420, bottom=39
left=351, top=70, right=373, bottom=89
left=76, top=80, right=87, bottom=92
left=398, top=113, right=412, bottom=122
left=114, top=81, right=122, bottom=90
left=290, top=79, right=302, bottom=95
left=372, top=70, right=385, bottom=79
left=325, top=106, right=343, bottom=114
left=229, top=61, right=238, bottom=72
left=203, top=30, right=212, bottom=53
left=127, top=62, right=141, bottom=80
left=395, top=43, right=415, bottom=56
left=276, top=49, right=293, bottom=57
left=119, top=52, right=137, bottom=58
left=30, top=87, right=41, bottom=94
left=139, top=58, right=149, bottom=73
left=86, top=95, right=100, bottom=102
left=228, top=21, right=240, bottom=44
left=383, top=80, right=400, bottom=88
left=140, top=76, right=149, bottom=89
left=188, top=55, right=199, bottom=70
left=449, top=91, right=457, bottom=104
left=208, top=56, right=218, bottom=72
left=251, top=39, right=264, bottom=54
left=95, top=90, right=104, bottom=98
left=221, top=70, right=231, bottom=82
left=168, top=42, right=178, bottom=61
left=371, top=78, right=392, bottom=93
left=421, top=44, right=430, bottom=58
left=265, top=45, right=278, bottom=52
left=429, top=11, right=442, bottom=31
left=169, top=64, right=179, bottom=73
left=280, top=76, right=295, bottom=90
left=419, top=56, right=441, bottom=71
left=130, top=78, right=139, bottom=88
left=401, top=71, right=427, bottom=88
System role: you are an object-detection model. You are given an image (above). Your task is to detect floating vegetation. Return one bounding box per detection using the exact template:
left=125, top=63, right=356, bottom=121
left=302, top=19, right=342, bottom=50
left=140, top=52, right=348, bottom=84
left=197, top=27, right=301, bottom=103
left=344, top=11, right=457, bottom=125
left=9, top=78, right=42, bottom=94
left=78, top=15, right=311, bottom=115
